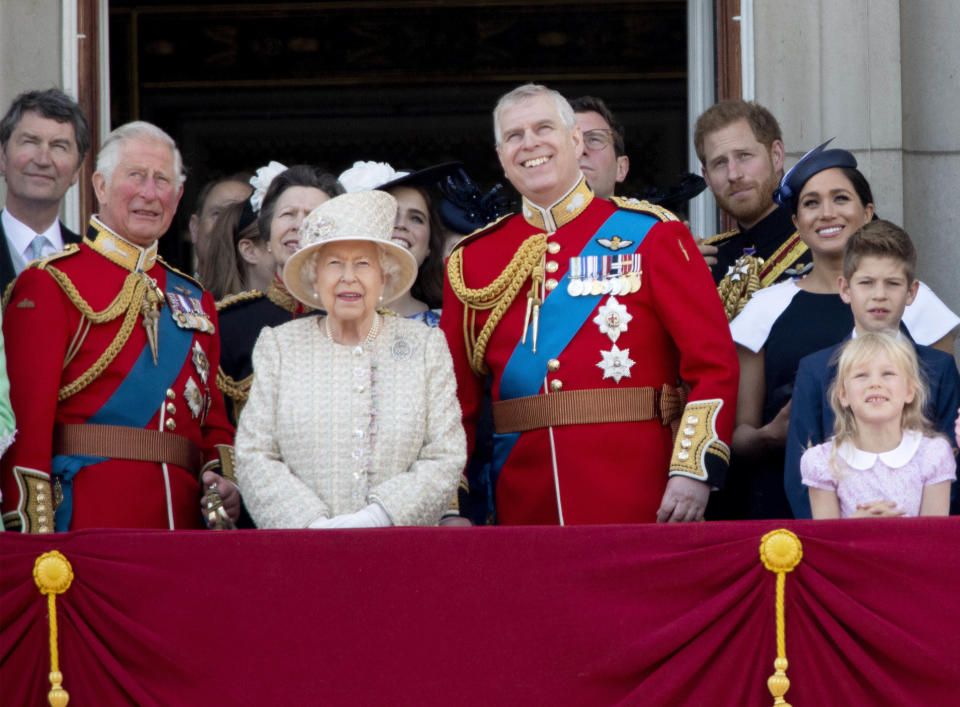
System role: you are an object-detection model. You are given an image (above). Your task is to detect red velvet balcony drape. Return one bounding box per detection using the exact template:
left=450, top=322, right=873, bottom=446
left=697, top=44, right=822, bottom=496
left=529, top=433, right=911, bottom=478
left=2, top=519, right=959, bottom=706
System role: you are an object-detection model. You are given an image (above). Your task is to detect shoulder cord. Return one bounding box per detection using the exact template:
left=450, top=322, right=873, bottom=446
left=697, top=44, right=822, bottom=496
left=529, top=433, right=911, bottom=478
left=216, top=367, right=252, bottom=402
left=446, top=232, right=547, bottom=375
left=43, top=265, right=151, bottom=401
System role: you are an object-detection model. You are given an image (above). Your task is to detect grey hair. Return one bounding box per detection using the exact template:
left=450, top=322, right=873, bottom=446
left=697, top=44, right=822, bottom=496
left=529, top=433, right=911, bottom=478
left=300, top=242, right=400, bottom=297
left=95, top=121, right=185, bottom=188
left=493, top=83, right=576, bottom=146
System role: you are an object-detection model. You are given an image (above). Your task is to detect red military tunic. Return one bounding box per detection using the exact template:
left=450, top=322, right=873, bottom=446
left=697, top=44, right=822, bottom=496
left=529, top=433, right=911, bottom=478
left=1, top=217, right=234, bottom=532
left=440, top=178, right=738, bottom=524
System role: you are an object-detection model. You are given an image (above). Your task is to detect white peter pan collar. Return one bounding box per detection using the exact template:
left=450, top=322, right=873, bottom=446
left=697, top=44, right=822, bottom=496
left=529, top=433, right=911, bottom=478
left=836, top=429, right=922, bottom=470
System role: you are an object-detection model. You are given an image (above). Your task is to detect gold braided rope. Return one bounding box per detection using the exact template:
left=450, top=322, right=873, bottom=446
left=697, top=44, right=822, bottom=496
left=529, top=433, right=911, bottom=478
left=760, top=529, right=803, bottom=706
left=43, top=266, right=140, bottom=323
left=447, top=233, right=548, bottom=375
left=57, top=278, right=148, bottom=401
left=717, top=254, right=763, bottom=322
left=33, top=551, right=74, bottom=707
left=216, top=367, right=252, bottom=403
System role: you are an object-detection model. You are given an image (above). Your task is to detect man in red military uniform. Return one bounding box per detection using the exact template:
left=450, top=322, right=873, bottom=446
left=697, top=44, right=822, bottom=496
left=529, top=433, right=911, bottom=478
left=2, top=121, right=238, bottom=532
left=440, top=84, right=739, bottom=524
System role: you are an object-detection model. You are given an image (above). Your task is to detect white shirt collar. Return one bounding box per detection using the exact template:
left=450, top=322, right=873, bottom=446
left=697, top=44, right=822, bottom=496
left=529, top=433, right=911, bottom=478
left=836, top=429, right=923, bottom=470
left=2, top=207, right=63, bottom=260
left=850, top=327, right=904, bottom=342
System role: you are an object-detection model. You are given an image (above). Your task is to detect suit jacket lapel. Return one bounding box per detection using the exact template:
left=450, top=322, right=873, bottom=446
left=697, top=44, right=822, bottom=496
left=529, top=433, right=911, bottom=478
left=0, top=220, right=17, bottom=295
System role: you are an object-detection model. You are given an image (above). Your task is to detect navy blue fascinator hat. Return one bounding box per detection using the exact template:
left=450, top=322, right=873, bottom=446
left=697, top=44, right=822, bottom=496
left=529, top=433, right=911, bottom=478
left=438, top=168, right=511, bottom=234
left=773, top=138, right=857, bottom=213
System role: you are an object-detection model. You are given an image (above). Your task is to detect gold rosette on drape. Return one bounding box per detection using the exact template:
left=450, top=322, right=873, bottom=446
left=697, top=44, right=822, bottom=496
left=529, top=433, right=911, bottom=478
left=33, top=551, right=74, bottom=707
left=760, top=529, right=803, bottom=706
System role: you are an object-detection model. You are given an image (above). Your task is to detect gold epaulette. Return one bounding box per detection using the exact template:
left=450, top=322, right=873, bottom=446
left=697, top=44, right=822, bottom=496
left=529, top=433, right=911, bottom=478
left=376, top=306, right=399, bottom=317
left=266, top=281, right=310, bottom=313
left=216, top=289, right=264, bottom=312
left=157, top=256, right=203, bottom=289
left=31, top=243, right=81, bottom=269
left=449, top=212, right=515, bottom=253
left=2, top=244, right=82, bottom=310
left=610, top=197, right=679, bottom=222
left=701, top=228, right=738, bottom=246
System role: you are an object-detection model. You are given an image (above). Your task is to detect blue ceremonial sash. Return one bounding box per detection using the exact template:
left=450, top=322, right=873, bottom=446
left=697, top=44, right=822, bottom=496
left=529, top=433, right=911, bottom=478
left=53, top=270, right=200, bottom=530
left=490, top=210, right=658, bottom=499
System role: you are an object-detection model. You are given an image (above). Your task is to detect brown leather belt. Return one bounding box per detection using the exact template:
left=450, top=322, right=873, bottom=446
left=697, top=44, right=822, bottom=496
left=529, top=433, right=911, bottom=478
left=492, top=385, right=684, bottom=434
left=52, top=423, right=204, bottom=478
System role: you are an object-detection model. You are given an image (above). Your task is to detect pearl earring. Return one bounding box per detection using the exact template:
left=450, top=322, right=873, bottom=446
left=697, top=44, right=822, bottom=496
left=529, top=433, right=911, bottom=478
left=312, top=292, right=319, bottom=299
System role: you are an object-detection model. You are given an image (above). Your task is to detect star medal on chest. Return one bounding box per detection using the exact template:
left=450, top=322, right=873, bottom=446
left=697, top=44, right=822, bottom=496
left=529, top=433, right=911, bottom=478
left=597, top=344, right=635, bottom=383
left=191, top=341, right=210, bottom=385
left=593, top=296, right=632, bottom=342
left=184, top=376, right=204, bottom=419
left=167, top=289, right=215, bottom=334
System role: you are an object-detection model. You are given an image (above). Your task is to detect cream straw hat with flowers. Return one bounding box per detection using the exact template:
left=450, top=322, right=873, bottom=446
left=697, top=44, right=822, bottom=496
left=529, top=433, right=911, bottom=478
left=282, top=190, right=418, bottom=308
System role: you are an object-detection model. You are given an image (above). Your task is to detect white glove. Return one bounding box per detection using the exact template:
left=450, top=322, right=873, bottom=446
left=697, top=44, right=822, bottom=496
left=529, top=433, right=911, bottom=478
left=308, top=503, right=392, bottom=529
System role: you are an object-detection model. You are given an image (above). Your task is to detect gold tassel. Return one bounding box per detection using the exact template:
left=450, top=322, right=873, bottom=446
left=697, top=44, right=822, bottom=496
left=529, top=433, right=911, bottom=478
left=33, top=551, right=74, bottom=707
left=759, top=529, right=803, bottom=706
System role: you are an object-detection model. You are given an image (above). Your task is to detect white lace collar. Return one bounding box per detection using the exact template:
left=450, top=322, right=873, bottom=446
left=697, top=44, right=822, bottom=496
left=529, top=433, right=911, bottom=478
left=836, top=429, right=923, bottom=470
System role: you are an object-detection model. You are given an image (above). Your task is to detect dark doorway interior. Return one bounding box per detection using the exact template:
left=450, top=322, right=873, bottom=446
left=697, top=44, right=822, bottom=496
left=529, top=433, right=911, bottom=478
left=109, top=0, right=688, bottom=269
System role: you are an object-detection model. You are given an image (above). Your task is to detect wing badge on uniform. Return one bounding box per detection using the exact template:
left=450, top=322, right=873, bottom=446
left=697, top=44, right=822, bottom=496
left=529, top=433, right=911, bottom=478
left=597, top=235, right=633, bottom=251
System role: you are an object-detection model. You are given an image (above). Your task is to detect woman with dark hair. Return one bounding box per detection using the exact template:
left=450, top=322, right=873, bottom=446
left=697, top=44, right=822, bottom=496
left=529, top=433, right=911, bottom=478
left=189, top=172, right=253, bottom=278
left=386, top=184, right=446, bottom=323
left=217, top=163, right=343, bottom=425
left=200, top=198, right=273, bottom=301
left=724, top=142, right=958, bottom=519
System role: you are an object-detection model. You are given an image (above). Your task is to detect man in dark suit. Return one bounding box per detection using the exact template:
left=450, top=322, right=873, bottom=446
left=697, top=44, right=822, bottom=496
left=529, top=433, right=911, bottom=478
left=1, top=89, right=90, bottom=294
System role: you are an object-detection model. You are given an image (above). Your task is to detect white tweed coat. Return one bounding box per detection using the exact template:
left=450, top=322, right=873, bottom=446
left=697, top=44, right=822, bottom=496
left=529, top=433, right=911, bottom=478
left=236, top=315, right=465, bottom=528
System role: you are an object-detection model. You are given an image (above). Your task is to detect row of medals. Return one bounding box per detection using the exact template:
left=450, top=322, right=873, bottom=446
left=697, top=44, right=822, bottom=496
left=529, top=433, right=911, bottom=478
left=566, top=254, right=642, bottom=297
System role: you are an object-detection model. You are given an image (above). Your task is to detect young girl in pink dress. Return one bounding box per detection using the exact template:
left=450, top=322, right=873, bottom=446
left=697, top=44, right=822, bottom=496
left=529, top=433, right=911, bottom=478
left=801, top=331, right=956, bottom=518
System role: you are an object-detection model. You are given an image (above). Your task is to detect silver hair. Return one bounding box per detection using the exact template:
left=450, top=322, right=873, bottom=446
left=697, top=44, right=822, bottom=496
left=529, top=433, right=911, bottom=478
left=492, top=83, right=576, bottom=146
left=300, top=242, right=400, bottom=298
left=95, top=121, right=185, bottom=188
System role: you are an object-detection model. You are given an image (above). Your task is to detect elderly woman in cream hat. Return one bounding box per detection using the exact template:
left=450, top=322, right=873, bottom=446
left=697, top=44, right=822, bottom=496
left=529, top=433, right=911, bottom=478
left=235, top=190, right=466, bottom=528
